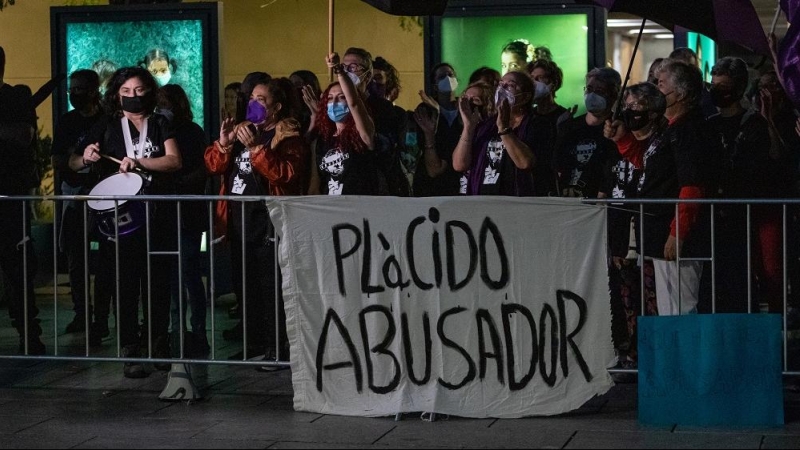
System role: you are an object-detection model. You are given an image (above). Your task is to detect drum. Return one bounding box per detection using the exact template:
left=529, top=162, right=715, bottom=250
left=88, top=173, right=146, bottom=238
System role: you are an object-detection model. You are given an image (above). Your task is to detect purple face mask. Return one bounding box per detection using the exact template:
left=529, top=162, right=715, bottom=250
left=246, top=99, right=268, bottom=124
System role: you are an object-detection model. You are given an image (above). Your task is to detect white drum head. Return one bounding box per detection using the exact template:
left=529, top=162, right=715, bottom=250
left=88, top=173, right=143, bottom=212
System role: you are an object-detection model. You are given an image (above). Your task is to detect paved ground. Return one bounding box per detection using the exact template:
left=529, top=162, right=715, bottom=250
left=0, top=282, right=797, bottom=448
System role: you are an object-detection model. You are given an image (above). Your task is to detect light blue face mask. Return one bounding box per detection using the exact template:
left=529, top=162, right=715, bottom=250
left=584, top=93, right=608, bottom=114
left=327, top=102, right=351, bottom=123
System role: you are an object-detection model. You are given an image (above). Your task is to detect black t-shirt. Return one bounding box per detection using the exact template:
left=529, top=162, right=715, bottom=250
left=468, top=112, right=556, bottom=197
left=636, top=111, right=715, bottom=258
left=604, top=152, right=640, bottom=257
left=52, top=109, right=104, bottom=189
left=556, top=114, right=616, bottom=198
left=77, top=114, right=177, bottom=195
left=709, top=111, right=785, bottom=198
left=0, top=83, right=37, bottom=195
left=317, top=136, right=380, bottom=196
left=366, top=95, right=409, bottom=196
left=412, top=103, right=463, bottom=197
left=226, top=128, right=276, bottom=242
left=172, top=119, right=210, bottom=233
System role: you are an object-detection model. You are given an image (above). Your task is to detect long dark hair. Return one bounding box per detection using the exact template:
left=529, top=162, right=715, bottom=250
left=103, top=67, right=159, bottom=117
left=265, top=77, right=302, bottom=123
left=316, top=82, right=367, bottom=154
left=157, top=83, right=193, bottom=124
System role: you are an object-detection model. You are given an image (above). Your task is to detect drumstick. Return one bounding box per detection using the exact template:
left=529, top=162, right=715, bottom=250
left=99, top=153, right=146, bottom=174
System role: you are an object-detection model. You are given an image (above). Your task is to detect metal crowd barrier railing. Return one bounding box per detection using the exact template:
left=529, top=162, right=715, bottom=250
left=0, top=194, right=287, bottom=368
left=590, top=198, right=800, bottom=377
left=0, top=195, right=797, bottom=377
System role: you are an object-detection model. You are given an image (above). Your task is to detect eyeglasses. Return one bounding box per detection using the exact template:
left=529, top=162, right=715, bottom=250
left=498, top=81, right=520, bottom=91
left=343, top=63, right=368, bottom=74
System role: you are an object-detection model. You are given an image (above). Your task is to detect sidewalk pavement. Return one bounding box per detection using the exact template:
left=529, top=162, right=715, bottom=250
left=0, top=358, right=798, bottom=449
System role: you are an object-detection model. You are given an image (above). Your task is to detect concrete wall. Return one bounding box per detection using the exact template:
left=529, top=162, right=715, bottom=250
left=0, top=0, right=425, bottom=137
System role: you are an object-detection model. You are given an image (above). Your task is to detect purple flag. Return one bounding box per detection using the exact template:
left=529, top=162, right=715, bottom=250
left=778, top=1, right=800, bottom=109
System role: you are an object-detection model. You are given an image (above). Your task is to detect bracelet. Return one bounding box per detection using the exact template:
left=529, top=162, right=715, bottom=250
left=498, top=127, right=513, bottom=136
left=218, top=141, right=233, bottom=154
left=332, top=64, right=344, bottom=75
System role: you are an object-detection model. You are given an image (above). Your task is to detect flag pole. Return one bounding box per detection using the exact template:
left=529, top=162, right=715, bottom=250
left=329, top=0, right=335, bottom=81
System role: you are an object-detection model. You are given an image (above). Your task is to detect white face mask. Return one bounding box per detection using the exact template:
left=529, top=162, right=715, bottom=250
left=154, top=73, right=172, bottom=86
left=533, top=81, right=551, bottom=101
left=437, top=76, right=458, bottom=94
left=494, top=86, right=516, bottom=108
left=347, top=71, right=363, bottom=88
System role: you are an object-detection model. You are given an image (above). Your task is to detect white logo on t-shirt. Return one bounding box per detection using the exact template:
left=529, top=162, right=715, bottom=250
left=484, top=139, right=504, bottom=185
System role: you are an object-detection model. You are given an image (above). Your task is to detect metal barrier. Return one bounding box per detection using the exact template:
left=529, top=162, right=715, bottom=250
left=591, top=198, right=800, bottom=377
left=0, top=195, right=798, bottom=377
left=0, top=194, right=287, bottom=369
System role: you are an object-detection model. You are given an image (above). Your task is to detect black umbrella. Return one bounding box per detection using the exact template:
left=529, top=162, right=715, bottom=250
left=360, top=0, right=448, bottom=16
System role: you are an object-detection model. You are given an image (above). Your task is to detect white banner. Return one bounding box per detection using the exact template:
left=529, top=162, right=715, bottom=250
left=269, top=197, right=615, bottom=419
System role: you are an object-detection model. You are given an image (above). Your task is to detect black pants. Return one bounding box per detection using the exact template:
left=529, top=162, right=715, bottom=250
left=62, top=205, right=89, bottom=316
left=0, top=200, right=39, bottom=336
left=97, top=206, right=177, bottom=350
left=229, top=230, right=286, bottom=353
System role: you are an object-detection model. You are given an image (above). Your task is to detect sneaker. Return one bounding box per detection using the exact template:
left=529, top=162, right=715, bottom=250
left=65, top=315, right=87, bottom=334
left=121, top=345, right=148, bottom=379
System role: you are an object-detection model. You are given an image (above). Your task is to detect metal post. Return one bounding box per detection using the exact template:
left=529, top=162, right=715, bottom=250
left=115, top=201, right=121, bottom=358
left=84, top=202, right=90, bottom=357
left=53, top=199, right=59, bottom=355
left=784, top=204, right=789, bottom=372
left=146, top=202, right=153, bottom=358
left=178, top=201, right=185, bottom=360
left=274, top=225, right=280, bottom=363
left=747, top=204, right=753, bottom=314
left=640, top=204, right=646, bottom=316
left=242, top=203, right=248, bottom=361
left=22, top=201, right=29, bottom=355
left=710, top=204, right=716, bottom=314
left=676, top=203, right=681, bottom=316
left=208, top=201, right=216, bottom=361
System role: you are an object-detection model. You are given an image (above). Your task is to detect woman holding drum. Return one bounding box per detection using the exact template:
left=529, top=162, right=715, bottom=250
left=70, top=67, right=182, bottom=379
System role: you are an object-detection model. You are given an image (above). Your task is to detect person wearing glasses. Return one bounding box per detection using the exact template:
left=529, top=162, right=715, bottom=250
left=452, top=71, right=556, bottom=197
left=556, top=67, right=621, bottom=198
left=341, top=47, right=408, bottom=196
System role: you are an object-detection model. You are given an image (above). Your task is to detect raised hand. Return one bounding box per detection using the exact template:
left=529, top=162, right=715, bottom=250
left=219, top=117, right=237, bottom=147
left=496, top=98, right=511, bottom=131
left=302, top=84, right=320, bottom=115
left=419, top=90, right=440, bottom=112
left=413, top=104, right=437, bottom=136
left=326, top=52, right=341, bottom=69
left=604, top=119, right=627, bottom=142
left=458, top=95, right=482, bottom=130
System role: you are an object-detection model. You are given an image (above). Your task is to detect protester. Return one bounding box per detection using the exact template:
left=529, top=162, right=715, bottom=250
left=708, top=58, right=787, bottom=313
left=455, top=82, right=498, bottom=195
left=139, top=48, right=177, bottom=87
left=223, top=82, right=242, bottom=121
left=342, top=47, right=408, bottom=196
left=0, top=45, right=46, bottom=355
left=604, top=82, right=664, bottom=380
left=206, top=77, right=307, bottom=362
left=647, top=58, right=664, bottom=85
left=606, top=60, right=716, bottom=316
left=309, top=53, right=378, bottom=196
left=289, top=70, right=321, bottom=134
left=528, top=59, right=570, bottom=139
left=469, top=66, right=501, bottom=90
left=453, top=71, right=555, bottom=196
left=556, top=67, right=621, bottom=199
left=71, top=67, right=182, bottom=377
left=51, top=69, right=104, bottom=336
left=669, top=48, right=716, bottom=117
left=411, top=63, right=463, bottom=197
left=372, top=57, right=401, bottom=103
left=500, top=40, right=534, bottom=76
left=157, top=84, right=211, bottom=356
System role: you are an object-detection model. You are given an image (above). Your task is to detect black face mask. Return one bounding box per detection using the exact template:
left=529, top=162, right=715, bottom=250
left=622, top=109, right=651, bottom=132
left=69, top=93, right=91, bottom=111
left=710, top=87, right=738, bottom=108
left=121, top=95, right=147, bottom=114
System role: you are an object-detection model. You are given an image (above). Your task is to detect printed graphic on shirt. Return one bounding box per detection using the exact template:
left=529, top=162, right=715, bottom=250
left=637, top=137, right=662, bottom=194
left=611, top=159, right=637, bottom=199
left=320, top=147, right=350, bottom=196
left=460, top=172, right=469, bottom=195
left=131, top=136, right=158, bottom=160
left=569, top=139, right=597, bottom=186
left=484, top=139, right=505, bottom=185
left=231, top=151, right=252, bottom=195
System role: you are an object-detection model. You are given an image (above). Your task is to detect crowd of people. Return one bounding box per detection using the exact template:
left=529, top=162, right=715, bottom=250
left=1, top=40, right=800, bottom=380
